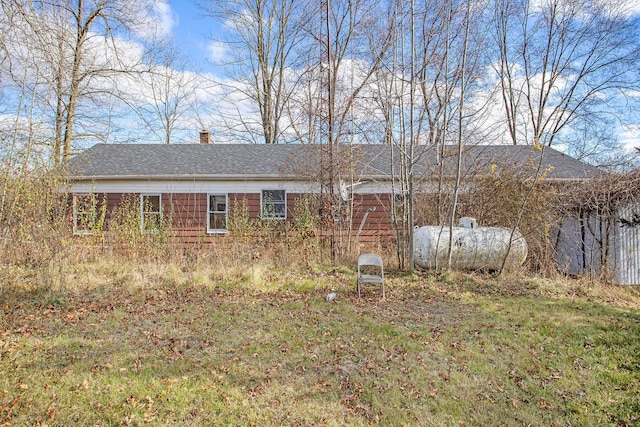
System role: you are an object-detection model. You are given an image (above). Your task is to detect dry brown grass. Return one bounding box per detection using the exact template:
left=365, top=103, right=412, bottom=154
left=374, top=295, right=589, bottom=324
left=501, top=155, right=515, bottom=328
left=1, top=171, right=639, bottom=424
left=1, top=260, right=639, bottom=426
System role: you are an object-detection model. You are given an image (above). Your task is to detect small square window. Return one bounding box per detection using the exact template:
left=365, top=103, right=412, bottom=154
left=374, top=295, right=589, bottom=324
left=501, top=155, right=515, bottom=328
left=261, top=190, right=286, bottom=220
left=141, top=194, right=162, bottom=232
left=208, top=194, right=227, bottom=233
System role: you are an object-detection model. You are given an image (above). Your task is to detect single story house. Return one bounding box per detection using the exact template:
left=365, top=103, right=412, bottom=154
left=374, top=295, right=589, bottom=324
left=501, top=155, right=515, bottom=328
left=65, top=136, right=601, bottom=248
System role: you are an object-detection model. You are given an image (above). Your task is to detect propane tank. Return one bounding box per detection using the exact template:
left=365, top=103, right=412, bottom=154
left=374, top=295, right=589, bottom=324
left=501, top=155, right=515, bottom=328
left=413, top=218, right=527, bottom=271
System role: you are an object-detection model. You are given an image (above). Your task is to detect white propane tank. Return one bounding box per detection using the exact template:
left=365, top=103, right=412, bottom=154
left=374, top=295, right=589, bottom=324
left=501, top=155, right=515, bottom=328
left=413, top=218, right=527, bottom=271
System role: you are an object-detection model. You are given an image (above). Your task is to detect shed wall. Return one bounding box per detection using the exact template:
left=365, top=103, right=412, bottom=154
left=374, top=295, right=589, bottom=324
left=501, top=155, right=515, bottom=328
left=614, top=206, right=640, bottom=285
left=556, top=207, right=640, bottom=285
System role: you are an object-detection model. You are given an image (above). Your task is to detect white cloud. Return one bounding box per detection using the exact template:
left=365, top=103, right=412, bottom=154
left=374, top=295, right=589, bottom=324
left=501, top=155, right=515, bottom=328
left=528, top=0, right=640, bottom=19
left=208, top=41, right=229, bottom=64
left=134, top=0, right=175, bottom=41
left=622, top=89, right=640, bottom=99
left=619, top=125, right=640, bottom=152
left=608, top=0, right=640, bottom=17
left=152, top=0, right=174, bottom=37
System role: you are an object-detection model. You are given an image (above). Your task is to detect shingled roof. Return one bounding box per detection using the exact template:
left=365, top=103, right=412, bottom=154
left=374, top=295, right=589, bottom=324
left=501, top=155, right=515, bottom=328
left=67, top=143, right=600, bottom=182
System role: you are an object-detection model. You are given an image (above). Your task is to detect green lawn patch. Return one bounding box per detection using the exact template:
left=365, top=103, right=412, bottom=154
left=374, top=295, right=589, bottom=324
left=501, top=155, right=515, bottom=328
left=1, top=263, right=639, bottom=426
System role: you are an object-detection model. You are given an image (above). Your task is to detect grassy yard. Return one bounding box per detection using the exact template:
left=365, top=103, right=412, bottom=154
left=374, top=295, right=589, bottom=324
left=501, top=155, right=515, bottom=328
left=1, top=261, right=639, bottom=426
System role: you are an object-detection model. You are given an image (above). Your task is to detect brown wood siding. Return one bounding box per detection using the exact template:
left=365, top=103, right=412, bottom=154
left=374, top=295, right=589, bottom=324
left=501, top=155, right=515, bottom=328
left=165, top=193, right=206, bottom=229
left=350, top=194, right=395, bottom=242
left=76, top=191, right=395, bottom=245
left=351, top=194, right=393, bottom=229
left=104, top=193, right=133, bottom=222
left=164, top=193, right=207, bottom=244
left=229, top=193, right=261, bottom=219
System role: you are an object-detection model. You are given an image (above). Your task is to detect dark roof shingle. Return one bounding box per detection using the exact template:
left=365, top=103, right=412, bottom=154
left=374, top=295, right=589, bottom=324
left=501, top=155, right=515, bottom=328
left=67, top=143, right=600, bottom=181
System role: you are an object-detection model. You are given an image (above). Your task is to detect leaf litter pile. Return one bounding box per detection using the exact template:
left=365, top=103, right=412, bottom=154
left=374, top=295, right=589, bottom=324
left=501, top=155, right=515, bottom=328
left=1, top=264, right=639, bottom=426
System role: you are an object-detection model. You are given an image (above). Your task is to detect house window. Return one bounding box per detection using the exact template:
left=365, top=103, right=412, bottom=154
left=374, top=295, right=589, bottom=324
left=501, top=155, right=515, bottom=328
left=73, top=194, right=97, bottom=235
left=261, top=189, right=286, bottom=220
left=207, top=194, right=227, bottom=233
left=141, top=194, right=162, bottom=231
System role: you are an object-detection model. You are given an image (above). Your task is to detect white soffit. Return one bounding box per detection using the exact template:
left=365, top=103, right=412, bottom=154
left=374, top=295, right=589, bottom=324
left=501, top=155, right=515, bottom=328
left=69, top=180, right=317, bottom=194
left=69, top=179, right=396, bottom=195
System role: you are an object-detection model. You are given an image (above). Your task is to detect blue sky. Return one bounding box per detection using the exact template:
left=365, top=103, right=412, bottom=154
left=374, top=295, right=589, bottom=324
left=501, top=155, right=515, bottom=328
left=122, top=0, right=640, bottom=155
left=166, top=0, right=221, bottom=73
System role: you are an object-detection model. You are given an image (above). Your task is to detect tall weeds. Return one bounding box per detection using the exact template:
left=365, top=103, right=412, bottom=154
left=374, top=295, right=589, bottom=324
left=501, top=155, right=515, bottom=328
left=0, top=172, right=68, bottom=263
left=0, top=171, right=73, bottom=292
left=0, top=169, right=599, bottom=286
left=412, top=163, right=561, bottom=274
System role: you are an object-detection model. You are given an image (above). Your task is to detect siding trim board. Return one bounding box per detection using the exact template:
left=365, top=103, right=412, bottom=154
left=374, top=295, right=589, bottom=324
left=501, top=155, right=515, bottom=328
left=67, top=179, right=402, bottom=196
left=69, top=180, right=316, bottom=195
left=68, top=179, right=528, bottom=198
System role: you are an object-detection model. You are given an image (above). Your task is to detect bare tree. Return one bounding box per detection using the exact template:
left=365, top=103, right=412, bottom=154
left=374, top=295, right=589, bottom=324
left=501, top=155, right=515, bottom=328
left=492, top=0, right=640, bottom=151
left=286, top=0, right=394, bottom=148
left=272, top=0, right=394, bottom=259
left=0, top=0, right=164, bottom=166
left=490, top=0, right=640, bottom=273
left=378, top=0, right=483, bottom=271
left=129, top=45, right=199, bottom=145
left=447, top=0, right=473, bottom=269
left=318, top=0, right=394, bottom=258
left=203, top=0, right=306, bottom=144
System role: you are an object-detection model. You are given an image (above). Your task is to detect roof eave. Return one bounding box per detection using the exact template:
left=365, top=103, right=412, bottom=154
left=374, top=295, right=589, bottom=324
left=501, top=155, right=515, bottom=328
left=68, top=174, right=597, bottom=182
left=68, top=174, right=300, bottom=181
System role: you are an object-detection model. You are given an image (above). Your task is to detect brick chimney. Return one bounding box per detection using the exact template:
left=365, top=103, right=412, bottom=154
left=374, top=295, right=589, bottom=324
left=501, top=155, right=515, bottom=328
left=199, top=129, right=210, bottom=144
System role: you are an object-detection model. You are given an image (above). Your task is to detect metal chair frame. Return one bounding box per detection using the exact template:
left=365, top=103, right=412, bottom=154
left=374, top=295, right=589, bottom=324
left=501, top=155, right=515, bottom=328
left=357, top=253, right=385, bottom=298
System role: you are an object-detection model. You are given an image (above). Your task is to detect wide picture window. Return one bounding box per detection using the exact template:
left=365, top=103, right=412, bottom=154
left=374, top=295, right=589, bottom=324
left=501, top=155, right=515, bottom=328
left=208, top=194, right=227, bottom=233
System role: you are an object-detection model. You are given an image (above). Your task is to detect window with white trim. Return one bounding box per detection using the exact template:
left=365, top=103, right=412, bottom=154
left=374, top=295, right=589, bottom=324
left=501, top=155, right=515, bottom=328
left=73, top=194, right=97, bottom=235
left=141, top=194, right=162, bottom=231
left=207, top=194, right=228, bottom=233
left=261, top=189, right=286, bottom=220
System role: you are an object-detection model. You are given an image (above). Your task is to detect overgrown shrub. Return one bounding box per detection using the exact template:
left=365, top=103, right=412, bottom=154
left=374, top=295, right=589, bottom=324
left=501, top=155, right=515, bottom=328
left=106, top=193, right=172, bottom=261
left=0, top=162, right=615, bottom=280
left=0, top=171, right=70, bottom=267
left=411, top=161, right=560, bottom=273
